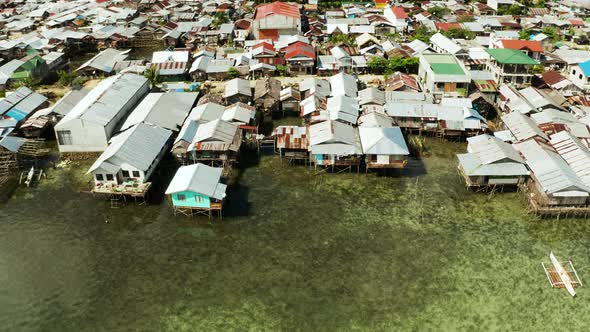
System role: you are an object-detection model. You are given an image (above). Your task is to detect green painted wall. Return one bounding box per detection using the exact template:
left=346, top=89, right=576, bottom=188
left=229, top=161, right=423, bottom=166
left=171, top=191, right=211, bottom=208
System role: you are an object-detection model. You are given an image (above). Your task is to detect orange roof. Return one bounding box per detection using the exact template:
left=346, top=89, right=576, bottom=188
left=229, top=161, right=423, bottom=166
left=500, top=39, right=543, bottom=53
left=391, top=6, right=408, bottom=19
left=255, top=1, right=300, bottom=20
left=435, top=22, right=462, bottom=31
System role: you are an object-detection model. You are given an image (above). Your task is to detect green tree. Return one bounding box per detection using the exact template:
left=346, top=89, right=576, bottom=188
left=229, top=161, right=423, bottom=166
left=57, top=70, right=85, bottom=87
left=457, top=15, right=475, bottom=23
left=542, top=27, right=561, bottom=42
left=531, top=65, right=545, bottom=74
left=276, top=65, right=288, bottom=77
left=498, top=4, right=525, bottom=15
left=367, top=57, right=388, bottom=74
left=10, top=76, right=40, bottom=90
left=427, top=6, right=449, bottom=19
left=519, top=29, right=532, bottom=40
left=227, top=67, right=240, bottom=79
left=329, top=34, right=356, bottom=46
left=367, top=57, right=419, bottom=75
left=443, top=27, right=475, bottom=40
left=412, top=25, right=434, bottom=43
left=144, top=66, right=159, bottom=87
left=212, top=12, right=230, bottom=28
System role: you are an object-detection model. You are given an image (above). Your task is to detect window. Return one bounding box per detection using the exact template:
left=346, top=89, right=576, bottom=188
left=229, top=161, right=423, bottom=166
left=122, top=170, right=130, bottom=178
left=195, top=195, right=204, bottom=203
left=132, top=171, right=140, bottom=178
left=57, top=130, right=73, bottom=145
left=106, top=174, right=114, bottom=181
left=580, top=74, right=583, bottom=80
left=573, top=69, right=577, bottom=75
left=96, top=174, right=104, bottom=181
left=177, top=194, right=186, bottom=201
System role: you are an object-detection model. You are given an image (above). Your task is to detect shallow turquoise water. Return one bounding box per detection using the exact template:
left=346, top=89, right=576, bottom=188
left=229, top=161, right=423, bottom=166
left=1, top=138, right=590, bottom=331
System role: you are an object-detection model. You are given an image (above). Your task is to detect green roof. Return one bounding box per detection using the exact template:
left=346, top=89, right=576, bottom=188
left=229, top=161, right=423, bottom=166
left=484, top=48, right=539, bottom=65
left=430, top=63, right=465, bottom=75
left=423, top=53, right=467, bottom=76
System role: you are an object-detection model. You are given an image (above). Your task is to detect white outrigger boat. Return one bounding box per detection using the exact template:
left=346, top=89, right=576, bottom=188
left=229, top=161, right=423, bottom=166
left=550, top=252, right=576, bottom=297
left=542, top=252, right=582, bottom=297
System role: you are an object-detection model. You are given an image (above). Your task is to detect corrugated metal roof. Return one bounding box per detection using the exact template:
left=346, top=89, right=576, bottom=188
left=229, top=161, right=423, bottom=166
left=430, top=33, right=462, bottom=54
left=0, top=87, right=32, bottom=115
left=189, top=119, right=240, bottom=152
left=0, top=135, right=25, bottom=152
left=466, top=134, right=524, bottom=165
left=309, top=120, right=362, bottom=155
left=457, top=153, right=529, bottom=176
left=165, top=163, right=226, bottom=200
left=188, top=102, right=225, bottom=123
left=57, top=74, right=148, bottom=129
left=222, top=103, right=255, bottom=124
left=329, top=72, right=357, bottom=98
left=358, top=112, right=394, bottom=128
left=88, top=123, right=172, bottom=174
left=50, top=88, right=90, bottom=117
left=77, top=48, right=130, bottom=73
left=273, top=125, right=309, bottom=150
left=359, top=127, right=409, bottom=155
left=550, top=131, right=590, bottom=188
left=358, top=87, right=385, bottom=106
left=121, top=92, right=198, bottom=132
left=327, top=95, right=359, bottom=125
left=6, top=92, right=47, bottom=122
left=501, top=111, right=548, bottom=142
left=515, top=139, right=590, bottom=195
left=224, top=78, right=252, bottom=98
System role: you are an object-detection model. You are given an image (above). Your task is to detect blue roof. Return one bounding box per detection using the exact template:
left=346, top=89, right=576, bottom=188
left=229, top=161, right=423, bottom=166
left=579, top=60, right=590, bottom=76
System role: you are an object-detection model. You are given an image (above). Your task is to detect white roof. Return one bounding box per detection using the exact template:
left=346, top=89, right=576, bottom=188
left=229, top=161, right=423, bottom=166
left=57, top=73, right=148, bottom=128
left=188, top=102, right=225, bottom=123
left=151, top=50, right=189, bottom=64
left=224, top=78, right=251, bottom=98
left=120, top=92, right=198, bottom=132
left=501, top=111, right=548, bottom=142
left=308, top=120, right=362, bottom=155
left=551, top=130, right=590, bottom=188
left=359, top=127, right=409, bottom=155
left=165, top=163, right=226, bottom=200
left=88, top=123, right=171, bottom=174
left=329, top=72, right=357, bottom=97
left=405, top=39, right=429, bottom=55
left=430, top=33, right=462, bottom=54
left=515, top=139, right=590, bottom=195
left=466, top=134, right=524, bottom=164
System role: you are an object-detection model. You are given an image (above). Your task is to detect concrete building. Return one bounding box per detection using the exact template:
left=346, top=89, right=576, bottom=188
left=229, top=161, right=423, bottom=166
left=54, top=73, right=150, bottom=153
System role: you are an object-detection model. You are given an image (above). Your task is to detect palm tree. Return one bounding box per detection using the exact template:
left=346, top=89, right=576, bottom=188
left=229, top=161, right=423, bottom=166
left=144, top=66, right=159, bottom=89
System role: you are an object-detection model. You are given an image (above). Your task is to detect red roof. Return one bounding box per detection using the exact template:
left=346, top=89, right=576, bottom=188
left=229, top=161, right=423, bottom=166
left=285, top=41, right=316, bottom=60
left=571, top=19, right=585, bottom=26
left=255, top=1, right=300, bottom=20
left=435, top=22, right=462, bottom=31
left=500, top=39, right=543, bottom=53
left=542, top=70, right=567, bottom=86
left=391, top=6, right=408, bottom=19
left=253, top=41, right=275, bottom=53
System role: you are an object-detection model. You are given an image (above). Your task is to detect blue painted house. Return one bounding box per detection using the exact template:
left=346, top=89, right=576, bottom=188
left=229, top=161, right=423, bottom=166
left=165, top=163, right=227, bottom=217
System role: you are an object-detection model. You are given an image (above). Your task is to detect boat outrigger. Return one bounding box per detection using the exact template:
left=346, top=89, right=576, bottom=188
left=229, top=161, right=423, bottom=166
left=542, top=252, right=582, bottom=297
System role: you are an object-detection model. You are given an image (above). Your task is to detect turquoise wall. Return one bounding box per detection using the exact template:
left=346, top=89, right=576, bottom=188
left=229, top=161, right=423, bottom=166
left=171, top=191, right=211, bottom=208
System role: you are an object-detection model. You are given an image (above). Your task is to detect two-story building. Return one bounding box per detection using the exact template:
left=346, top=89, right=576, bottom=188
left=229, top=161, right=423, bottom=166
left=485, top=48, right=539, bottom=88
left=418, top=53, right=471, bottom=99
